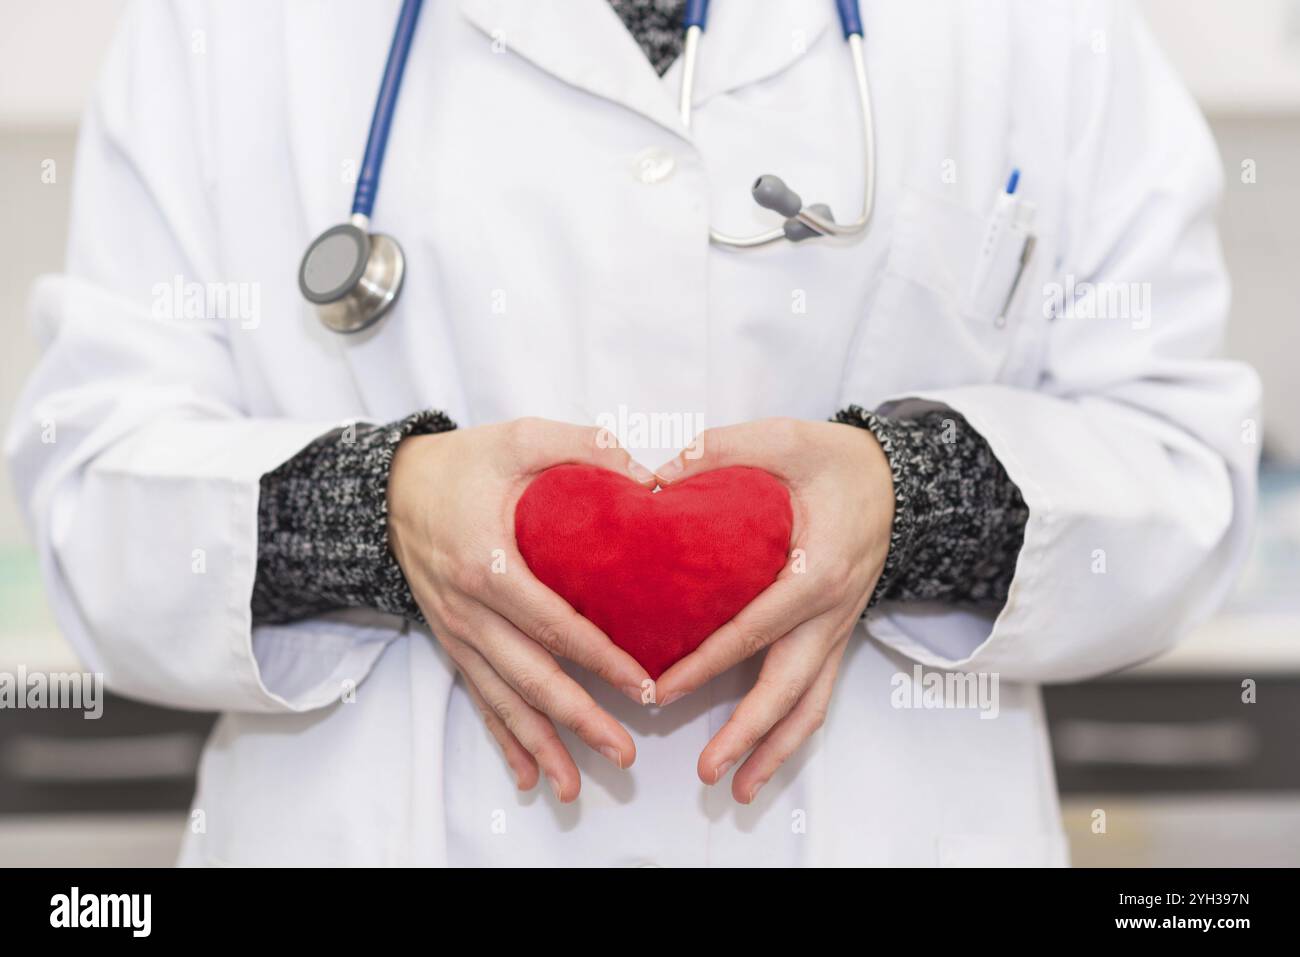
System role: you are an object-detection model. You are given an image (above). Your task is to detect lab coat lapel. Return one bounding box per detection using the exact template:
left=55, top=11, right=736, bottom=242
left=458, top=0, right=686, bottom=139
left=665, top=0, right=832, bottom=107
left=456, top=0, right=833, bottom=135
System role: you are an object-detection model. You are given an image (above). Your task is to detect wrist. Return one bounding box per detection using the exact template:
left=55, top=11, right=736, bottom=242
left=833, top=407, right=919, bottom=605
left=365, top=411, right=456, bottom=616
left=386, top=427, right=455, bottom=569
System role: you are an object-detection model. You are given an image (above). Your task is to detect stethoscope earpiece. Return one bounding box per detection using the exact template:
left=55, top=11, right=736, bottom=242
left=299, top=218, right=405, bottom=334
left=752, top=174, right=803, bottom=218
left=751, top=175, right=837, bottom=242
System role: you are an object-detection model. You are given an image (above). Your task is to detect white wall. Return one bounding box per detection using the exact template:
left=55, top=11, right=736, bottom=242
left=1142, top=0, right=1300, bottom=114
left=0, top=0, right=127, bottom=125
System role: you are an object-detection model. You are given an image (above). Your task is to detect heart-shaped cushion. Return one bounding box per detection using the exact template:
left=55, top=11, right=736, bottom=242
left=514, top=464, right=793, bottom=679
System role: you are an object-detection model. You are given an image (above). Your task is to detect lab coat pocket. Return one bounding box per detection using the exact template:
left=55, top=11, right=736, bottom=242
left=839, top=185, right=1022, bottom=406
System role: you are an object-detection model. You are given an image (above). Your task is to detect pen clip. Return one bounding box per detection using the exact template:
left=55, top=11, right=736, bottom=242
left=996, top=234, right=1036, bottom=328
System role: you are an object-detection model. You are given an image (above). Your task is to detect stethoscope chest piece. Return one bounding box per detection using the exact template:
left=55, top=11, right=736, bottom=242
left=299, top=221, right=405, bottom=334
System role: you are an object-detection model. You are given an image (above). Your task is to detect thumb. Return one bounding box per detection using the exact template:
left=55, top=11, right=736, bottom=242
left=513, top=418, right=657, bottom=488
left=592, top=427, right=658, bottom=489
left=653, top=419, right=797, bottom=485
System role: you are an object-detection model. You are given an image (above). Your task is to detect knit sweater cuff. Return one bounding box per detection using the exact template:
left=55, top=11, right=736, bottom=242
left=251, top=410, right=457, bottom=625
left=834, top=405, right=1029, bottom=608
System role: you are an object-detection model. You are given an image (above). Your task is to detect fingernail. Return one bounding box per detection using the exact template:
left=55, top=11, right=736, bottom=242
left=657, top=690, right=683, bottom=708
left=547, top=774, right=563, bottom=801
left=713, top=760, right=734, bottom=784
left=657, top=458, right=683, bottom=481
left=628, top=462, right=654, bottom=484
left=599, top=745, right=624, bottom=769
left=747, top=780, right=766, bottom=803
left=623, top=682, right=655, bottom=706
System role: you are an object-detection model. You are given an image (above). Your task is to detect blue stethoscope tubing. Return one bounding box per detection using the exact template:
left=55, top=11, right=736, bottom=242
left=296, top=0, right=424, bottom=333
left=302, top=0, right=876, bottom=332
left=352, top=0, right=424, bottom=222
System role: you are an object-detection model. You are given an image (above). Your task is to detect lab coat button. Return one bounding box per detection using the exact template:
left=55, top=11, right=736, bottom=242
left=633, top=148, right=675, bottom=184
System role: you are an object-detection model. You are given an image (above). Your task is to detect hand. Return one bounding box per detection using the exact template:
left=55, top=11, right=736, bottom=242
left=652, top=418, right=894, bottom=804
left=388, top=417, right=656, bottom=802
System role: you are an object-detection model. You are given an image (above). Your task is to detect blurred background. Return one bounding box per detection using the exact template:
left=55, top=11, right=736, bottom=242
left=1, top=0, right=1298, bottom=866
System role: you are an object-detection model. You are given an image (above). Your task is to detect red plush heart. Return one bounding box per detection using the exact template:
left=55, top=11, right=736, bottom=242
left=514, top=464, right=793, bottom=679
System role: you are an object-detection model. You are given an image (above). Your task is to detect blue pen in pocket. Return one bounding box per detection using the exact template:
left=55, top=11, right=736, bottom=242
left=969, top=169, right=1036, bottom=326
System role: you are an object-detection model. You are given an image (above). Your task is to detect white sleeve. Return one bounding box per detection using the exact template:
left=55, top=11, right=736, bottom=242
left=4, top=1, right=401, bottom=713
left=865, top=1, right=1261, bottom=683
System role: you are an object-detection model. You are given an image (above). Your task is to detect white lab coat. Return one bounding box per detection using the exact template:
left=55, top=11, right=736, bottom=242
left=6, top=0, right=1259, bottom=866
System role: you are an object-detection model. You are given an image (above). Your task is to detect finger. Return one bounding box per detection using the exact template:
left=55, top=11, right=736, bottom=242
left=654, top=573, right=834, bottom=706
left=468, top=604, right=637, bottom=771
left=485, top=562, right=654, bottom=703
left=653, top=417, right=805, bottom=485
left=695, top=615, right=839, bottom=785
left=459, top=672, right=539, bottom=791
left=731, top=637, right=850, bottom=804
left=509, top=418, right=656, bottom=486
left=439, top=630, right=583, bottom=802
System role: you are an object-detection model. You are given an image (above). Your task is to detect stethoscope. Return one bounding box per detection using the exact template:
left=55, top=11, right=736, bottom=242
left=299, top=0, right=876, bottom=334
